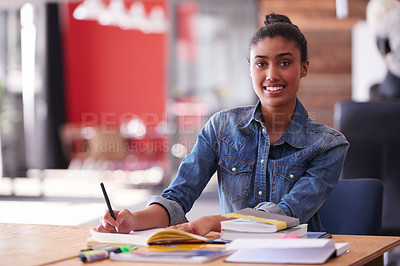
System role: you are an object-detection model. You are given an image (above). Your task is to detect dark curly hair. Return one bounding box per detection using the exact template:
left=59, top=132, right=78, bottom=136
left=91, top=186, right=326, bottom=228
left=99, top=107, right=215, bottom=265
left=249, top=13, right=308, bottom=63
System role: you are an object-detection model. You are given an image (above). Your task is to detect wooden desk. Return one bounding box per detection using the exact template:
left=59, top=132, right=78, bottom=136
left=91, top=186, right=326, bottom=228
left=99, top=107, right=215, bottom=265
left=2, top=223, right=400, bottom=266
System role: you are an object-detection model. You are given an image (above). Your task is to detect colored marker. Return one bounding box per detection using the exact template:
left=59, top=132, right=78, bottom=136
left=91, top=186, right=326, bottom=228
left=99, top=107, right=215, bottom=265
left=112, top=245, right=137, bottom=253
left=78, top=245, right=137, bottom=262
left=78, top=250, right=109, bottom=263
left=80, top=244, right=114, bottom=253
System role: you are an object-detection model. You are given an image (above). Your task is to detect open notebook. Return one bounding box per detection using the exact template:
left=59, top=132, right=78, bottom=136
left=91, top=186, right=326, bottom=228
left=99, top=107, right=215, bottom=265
left=89, top=228, right=208, bottom=247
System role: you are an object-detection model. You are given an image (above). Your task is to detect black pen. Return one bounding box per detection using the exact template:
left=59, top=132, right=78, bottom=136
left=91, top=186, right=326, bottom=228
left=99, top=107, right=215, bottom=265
left=100, top=182, right=119, bottom=232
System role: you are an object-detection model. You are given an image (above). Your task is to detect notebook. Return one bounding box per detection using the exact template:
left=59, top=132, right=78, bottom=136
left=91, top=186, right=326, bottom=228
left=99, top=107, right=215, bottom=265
left=110, top=249, right=233, bottom=263
left=89, top=228, right=208, bottom=247
left=225, top=238, right=349, bottom=264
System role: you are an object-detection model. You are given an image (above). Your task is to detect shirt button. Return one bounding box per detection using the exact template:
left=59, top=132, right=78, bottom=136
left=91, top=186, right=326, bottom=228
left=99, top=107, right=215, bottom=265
left=289, top=174, right=295, bottom=178
left=261, top=159, right=264, bottom=163
left=232, top=167, right=236, bottom=172
left=258, top=191, right=263, bottom=195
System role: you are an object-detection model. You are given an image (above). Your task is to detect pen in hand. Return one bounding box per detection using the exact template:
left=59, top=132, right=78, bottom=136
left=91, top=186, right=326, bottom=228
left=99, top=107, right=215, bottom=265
left=100, top=182, right=119, bottom=233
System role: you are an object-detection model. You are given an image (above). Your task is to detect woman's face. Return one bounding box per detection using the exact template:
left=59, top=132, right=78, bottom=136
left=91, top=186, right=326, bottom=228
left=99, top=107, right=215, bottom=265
left=249, top=36, right=309, bottom=112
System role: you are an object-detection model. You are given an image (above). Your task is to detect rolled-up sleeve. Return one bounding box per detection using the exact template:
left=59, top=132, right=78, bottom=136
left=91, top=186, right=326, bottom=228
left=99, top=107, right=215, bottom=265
left=255, top=202, right=287, bottom=216
left=147, top=195, right=188, bottom=225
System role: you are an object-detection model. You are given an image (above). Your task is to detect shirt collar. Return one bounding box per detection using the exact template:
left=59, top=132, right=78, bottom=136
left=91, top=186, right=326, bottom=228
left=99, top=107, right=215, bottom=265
left=242, top=99, right=309, bottom=148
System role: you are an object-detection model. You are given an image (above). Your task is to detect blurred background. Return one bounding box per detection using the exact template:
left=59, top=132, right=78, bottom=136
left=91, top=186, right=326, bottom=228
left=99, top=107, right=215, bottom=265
left=0, top=0, right=389, bottom=228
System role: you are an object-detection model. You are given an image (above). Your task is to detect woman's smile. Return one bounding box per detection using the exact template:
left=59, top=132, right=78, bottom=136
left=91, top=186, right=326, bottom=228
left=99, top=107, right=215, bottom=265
left=264, top=86, right=285, bottom=92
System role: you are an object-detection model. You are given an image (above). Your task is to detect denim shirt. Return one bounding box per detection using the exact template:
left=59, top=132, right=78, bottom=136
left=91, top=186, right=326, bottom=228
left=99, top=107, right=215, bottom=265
left=148, top=99, right=349, bottom=231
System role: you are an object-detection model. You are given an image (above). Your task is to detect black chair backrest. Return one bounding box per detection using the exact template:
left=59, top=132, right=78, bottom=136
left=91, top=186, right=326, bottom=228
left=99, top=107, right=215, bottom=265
left=334, top=101, right=400, bottom=235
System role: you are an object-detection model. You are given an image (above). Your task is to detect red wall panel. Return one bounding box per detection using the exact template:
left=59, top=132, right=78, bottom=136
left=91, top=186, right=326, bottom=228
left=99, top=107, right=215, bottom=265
left=60, top=1, right=168, bottom=128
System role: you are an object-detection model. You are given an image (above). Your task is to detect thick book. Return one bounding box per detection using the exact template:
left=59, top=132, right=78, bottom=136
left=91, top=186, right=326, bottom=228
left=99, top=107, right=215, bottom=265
left=220, top=224, right=308, bottom=241
left=89, top=228, right=208, bottom=247
left=223, top=208, right=300, bottom=231
left=221, top=218, right=277, bottom=233
left=225, top=238, right=349, bottom=264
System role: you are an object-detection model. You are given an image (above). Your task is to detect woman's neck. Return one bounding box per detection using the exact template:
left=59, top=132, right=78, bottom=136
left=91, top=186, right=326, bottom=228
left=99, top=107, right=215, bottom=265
left=261, top=104, right=295, bottom=143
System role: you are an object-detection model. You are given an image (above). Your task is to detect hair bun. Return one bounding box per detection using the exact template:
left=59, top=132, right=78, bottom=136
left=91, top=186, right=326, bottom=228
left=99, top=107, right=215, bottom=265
left=264, top=13, right=292, bottom=26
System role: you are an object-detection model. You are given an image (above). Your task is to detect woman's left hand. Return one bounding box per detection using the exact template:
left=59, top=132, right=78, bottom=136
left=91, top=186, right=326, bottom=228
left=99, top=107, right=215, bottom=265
left=169, top=215, right=233, bottom=236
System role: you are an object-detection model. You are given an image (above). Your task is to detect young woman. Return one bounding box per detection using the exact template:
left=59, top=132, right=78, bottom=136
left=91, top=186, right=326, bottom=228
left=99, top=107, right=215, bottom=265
left=97, top=13, right=349, bottom=236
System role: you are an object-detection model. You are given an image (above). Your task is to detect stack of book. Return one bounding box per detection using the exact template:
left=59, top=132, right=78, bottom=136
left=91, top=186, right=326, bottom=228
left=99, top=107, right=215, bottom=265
left=220, top=208, right=308, bottom=241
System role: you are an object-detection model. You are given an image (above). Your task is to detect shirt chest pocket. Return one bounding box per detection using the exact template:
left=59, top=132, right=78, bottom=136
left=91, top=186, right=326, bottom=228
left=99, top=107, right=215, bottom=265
left=273, top=163, right=306, bottom=182
left=218, top=157, right=255, bottom=203
left=271, top=163, right=307, bottom=203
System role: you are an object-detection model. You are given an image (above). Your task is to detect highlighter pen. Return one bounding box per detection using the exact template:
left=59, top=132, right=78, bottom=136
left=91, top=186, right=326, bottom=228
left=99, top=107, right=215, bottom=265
left=80, top=244, right=114, bottom=252
left=112, top=245, right=137, bottom=253
left=78, top=245, right=136, bottom=262
left=78, top=250, right=109, bottom=263
left=100, top=182, right=119, bottom=232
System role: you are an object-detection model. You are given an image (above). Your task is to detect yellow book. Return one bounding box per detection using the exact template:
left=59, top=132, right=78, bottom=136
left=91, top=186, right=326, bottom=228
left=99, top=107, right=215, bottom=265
left=89, top=228, right=209, bottom=247
left=223, top=208, right=300, bottom=231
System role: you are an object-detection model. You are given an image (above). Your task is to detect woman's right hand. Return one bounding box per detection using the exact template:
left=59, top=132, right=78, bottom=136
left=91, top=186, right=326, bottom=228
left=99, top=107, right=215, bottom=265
left=96, top=204, right=170, bottom=233
left=96, top=208, right=135, bottom=233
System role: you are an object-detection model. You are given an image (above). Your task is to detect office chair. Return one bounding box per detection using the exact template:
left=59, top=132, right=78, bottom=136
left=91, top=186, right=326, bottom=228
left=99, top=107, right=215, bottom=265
left=334, top=100, right=400, bottom=235
left=319, top=178, right=383, bottom=235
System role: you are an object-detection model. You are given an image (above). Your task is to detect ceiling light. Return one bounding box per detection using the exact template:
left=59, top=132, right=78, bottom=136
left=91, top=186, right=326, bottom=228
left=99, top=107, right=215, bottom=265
left=122, top=1, right=149, bottom=30
left=148, top=5, right=168, bottom=33
left=73, top=0, right=107, bottom=21
left=98, top=0, right=129, bottom=26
